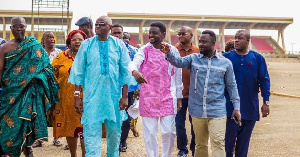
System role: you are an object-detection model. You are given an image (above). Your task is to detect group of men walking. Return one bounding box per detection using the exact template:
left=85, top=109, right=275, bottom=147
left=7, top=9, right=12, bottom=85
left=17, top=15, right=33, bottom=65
left=0, top=15, right=270, bottom=157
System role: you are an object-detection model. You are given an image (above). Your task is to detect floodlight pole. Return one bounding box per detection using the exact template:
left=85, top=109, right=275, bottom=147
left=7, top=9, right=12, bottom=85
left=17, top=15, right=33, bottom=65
left=291, top=42, right=295, bottom=54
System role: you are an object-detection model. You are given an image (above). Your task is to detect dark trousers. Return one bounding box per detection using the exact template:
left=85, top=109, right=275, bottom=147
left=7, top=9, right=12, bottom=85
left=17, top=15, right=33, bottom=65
left=225, top=118, right=256, bottom=157
left=175, top=98, right=195, bottom=154
left=120, top=91, right=134, bottom=145
left=0, top=145, right=4, bottom=156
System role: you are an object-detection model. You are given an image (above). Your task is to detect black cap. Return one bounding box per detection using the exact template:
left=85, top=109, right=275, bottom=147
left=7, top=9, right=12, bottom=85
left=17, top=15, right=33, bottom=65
left=75, top=17, right=92, bottom=26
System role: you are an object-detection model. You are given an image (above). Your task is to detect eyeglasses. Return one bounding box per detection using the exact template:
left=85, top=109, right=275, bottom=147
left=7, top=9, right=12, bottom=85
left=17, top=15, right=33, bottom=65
left=95, top=22, right=107, bottom=27
left=71, top=38, right=84, bottom=42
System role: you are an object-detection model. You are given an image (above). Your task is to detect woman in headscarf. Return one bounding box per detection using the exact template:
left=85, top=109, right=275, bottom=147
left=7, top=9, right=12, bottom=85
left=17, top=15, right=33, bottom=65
left=52, top=30, right=87, bottom=157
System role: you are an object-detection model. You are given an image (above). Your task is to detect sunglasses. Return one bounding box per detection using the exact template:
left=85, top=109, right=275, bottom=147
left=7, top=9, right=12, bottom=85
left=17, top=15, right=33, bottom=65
left=95, top=22, right=107, bottom=27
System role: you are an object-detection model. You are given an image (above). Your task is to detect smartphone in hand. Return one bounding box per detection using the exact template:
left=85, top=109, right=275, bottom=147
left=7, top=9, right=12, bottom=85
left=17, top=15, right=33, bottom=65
left=233, top=116, right=242, bottom=126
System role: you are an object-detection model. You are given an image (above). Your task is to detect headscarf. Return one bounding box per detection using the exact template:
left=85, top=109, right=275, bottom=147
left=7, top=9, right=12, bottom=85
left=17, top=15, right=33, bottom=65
left=66, top=30, right=87, bottom=48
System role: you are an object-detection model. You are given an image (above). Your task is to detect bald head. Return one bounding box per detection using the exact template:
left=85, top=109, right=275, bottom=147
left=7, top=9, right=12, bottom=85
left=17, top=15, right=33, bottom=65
left=10, top=16, right=27, bottom=41
left=180, top=26, right=193, bottom=34
left=178, top=26, right=193, bottom=45
left=236, top=29, right=250, bottom=40
left=97, top=16, right=112, bottom=25
left=11, top=16, right=26, bottom=25
left=95, top=16, right=113, bottom=39
left=42, top=31, right=53, bottom=38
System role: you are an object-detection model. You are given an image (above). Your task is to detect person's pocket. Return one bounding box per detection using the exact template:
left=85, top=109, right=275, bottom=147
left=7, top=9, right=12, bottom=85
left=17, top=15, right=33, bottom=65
left=210, top=68, right=225, bottom=84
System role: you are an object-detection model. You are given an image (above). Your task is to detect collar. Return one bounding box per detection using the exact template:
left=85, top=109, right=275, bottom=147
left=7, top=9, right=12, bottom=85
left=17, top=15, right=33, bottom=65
left=235, top=49, right=250, bottom=56
left=176, top=43, right=193, bottom=51
left=198, top=50, right=220, bottom=59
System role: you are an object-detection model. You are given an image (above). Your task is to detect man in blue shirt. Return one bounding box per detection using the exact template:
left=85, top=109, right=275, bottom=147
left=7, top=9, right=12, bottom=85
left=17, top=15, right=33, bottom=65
left=162, top=30, right=241, bottom=157
left=111, top=24, right=140, bottom=152
left=69, top=16, right=130, bottom=156
left=223, top=29, right=270, bottom=157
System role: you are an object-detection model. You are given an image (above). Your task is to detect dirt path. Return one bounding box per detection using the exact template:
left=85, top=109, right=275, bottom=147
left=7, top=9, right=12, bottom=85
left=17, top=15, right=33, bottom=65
left=24, top=60, right=300, bottom=157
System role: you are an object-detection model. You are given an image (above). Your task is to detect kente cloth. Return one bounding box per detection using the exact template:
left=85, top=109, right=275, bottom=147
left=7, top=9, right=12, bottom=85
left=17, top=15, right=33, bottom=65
left=0, top=36, right=59, bottom=156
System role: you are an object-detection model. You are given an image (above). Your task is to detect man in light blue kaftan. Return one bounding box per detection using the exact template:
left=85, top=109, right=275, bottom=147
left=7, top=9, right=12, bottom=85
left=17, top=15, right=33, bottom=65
left=68, top=16, right=131, bottom=157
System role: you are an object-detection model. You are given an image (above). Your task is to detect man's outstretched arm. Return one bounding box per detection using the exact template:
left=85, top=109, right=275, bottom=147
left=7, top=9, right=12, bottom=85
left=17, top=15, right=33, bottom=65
left=161, top=42, right=192, bottom=69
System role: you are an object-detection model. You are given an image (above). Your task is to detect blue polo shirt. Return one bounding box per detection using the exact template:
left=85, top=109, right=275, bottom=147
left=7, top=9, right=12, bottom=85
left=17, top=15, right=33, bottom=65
left=223, top=50, right=270, bottom=121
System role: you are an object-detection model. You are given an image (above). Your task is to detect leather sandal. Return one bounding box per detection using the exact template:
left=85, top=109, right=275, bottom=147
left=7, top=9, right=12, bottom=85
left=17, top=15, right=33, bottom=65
left=23, top=147, right=34, bottom=157
left=32, top=140, right=42, bottom=148
left=53, top=139, right=62, bottom=146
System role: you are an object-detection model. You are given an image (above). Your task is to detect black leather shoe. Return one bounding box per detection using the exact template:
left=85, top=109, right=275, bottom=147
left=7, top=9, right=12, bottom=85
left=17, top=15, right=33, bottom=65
left=119, top=143, right=127, bottom=152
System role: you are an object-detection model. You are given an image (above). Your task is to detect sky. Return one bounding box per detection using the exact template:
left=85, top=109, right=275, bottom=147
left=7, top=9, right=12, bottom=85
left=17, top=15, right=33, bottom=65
left=1, top=0, right=300, bottom=52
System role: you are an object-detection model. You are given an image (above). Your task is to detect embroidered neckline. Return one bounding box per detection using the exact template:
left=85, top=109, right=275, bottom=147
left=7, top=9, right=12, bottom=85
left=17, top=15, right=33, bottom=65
left=99, top=41, right=109, bottom=75
left=63, top=50, right=74, bottom=61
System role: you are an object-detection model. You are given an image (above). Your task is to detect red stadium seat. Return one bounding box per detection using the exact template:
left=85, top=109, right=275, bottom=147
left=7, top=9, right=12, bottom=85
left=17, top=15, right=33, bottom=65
left=129, top=34, right=137, bottom=46
left=251, top=37, right=275, bottom=53
left=171, top=35, right=179, bottom=45
left=225, top=36, right=235, bottom=42
left=215, top=42, right=222, bottom=52
left=144, top=34, right=150, bottom=44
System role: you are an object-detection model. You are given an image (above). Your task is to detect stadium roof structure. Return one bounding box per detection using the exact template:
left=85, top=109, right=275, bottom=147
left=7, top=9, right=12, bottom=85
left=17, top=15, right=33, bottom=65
left=108, top=12, right=293, bottom=51
left=0, top=10, right=73, bottom=39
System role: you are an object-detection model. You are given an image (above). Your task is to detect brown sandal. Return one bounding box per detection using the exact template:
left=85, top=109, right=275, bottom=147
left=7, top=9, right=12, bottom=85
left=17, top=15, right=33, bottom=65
left=131, top=127, right=139, bottom=137
left=32, top=140, right=43, bottom=148
left=63, top=145, right=70, bottom=150
left=23, top=147, right=34, bottom=157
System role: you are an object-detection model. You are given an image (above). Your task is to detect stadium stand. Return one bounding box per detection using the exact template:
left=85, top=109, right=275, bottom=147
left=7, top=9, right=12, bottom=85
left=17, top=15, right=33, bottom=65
left=225, top=36, right=235, bottom=42
left=251, top=37, right=275, bottom=53
left=129, top=34, right=138, bottom=47
left=171, top=35, right=179, bottom=45
left=108, top=12, right=292, bottom=54
left=215, top=42, right=222, bottom=52
left=144, top=34, right=150, bottom=44
left=141, top=34, right=275, bottom=53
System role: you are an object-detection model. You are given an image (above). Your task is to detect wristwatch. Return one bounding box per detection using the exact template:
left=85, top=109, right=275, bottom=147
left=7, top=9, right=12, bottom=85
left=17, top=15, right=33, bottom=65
left=264, top=101, right=270, bottom=106
left=74, top=91, right=80, bottom=94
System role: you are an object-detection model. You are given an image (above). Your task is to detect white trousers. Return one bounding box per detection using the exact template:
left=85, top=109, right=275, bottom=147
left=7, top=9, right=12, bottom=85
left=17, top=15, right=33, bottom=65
left=142, top=114, right=176, bottom=157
